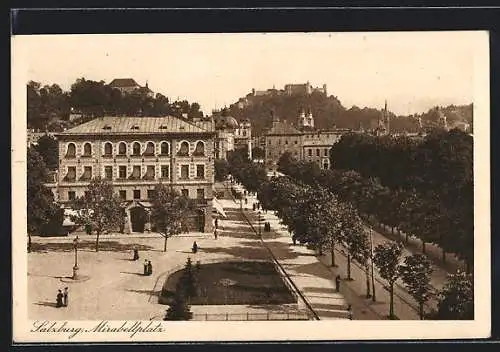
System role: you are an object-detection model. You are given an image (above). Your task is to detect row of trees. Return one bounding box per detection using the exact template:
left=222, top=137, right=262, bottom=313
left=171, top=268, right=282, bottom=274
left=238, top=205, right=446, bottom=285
left=27, top=78, right=205, bottom=131
left=254, top=173, right=473, bottom=320
left=275, top=130, right=473, bottom=272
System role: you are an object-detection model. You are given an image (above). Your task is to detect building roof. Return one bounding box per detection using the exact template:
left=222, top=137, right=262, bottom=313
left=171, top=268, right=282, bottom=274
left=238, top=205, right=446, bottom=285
left=58, top=116, right=214, bottom=136
left=266, top=120, right=302, bottom=135
left=109, top=78, right=140, bottom=88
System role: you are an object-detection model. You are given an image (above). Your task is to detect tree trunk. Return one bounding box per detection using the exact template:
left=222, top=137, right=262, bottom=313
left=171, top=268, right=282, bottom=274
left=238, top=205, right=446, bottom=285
left=442, top=249, right=446, bottom=263
left=164, top=235, right=168, bottom=252
left=95, top=232, right=100, bottom=252
left=405, top=233, right=409, bottom=244
left=365, top=264, right=371, bottom=298
left=330, top=244, right=336, bottom=267
left=422, top=240, right=426, bottom=254
left=419, top=302, right=424, bottom=320
left=391, top=226, right=395, bottom=235
left=318, top=244, right=323, bottom=256
left=389, top=284, right=394, bottom=319
left=347, top=253, right=352, bottom=280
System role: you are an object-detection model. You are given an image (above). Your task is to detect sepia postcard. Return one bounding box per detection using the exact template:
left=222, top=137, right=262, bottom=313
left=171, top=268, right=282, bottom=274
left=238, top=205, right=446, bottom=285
left=12, top=31, right=490, bottom=343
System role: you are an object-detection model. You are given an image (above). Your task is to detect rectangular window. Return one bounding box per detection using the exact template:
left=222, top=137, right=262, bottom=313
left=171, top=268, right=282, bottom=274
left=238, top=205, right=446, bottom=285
left=308, top=149, right=312, bottom=157
left=196, top=165, right=205, bottom=179
left=161, top=165, right=169, bottom=179
left=181, top=189, right=189, bottom=198
left=316, top=148, right=320, bottom=157
left=133, top=190, right=141, bottom=199
left=131, top=165, right=141, bottom=179
left=81, top=166, right=92, bottom=181
left=147, top=189, right=156, bottom=199
left=119, top=190, right=127, bottom=200
left=324, top=149, right=328, bottom=157
left=285, top=140, right=288, bottom=145
left=180, top=165, right=189, bottom=179
left=268, top=140, right=271, bottom=145
left=294, top=140, right=298, bottom=144
left=66, top=167, right=76, bottom=181
left=104, top=166, right=113, bottom=180
left=197, top=188, right=205, bottom=199
left=68, top=191, right=76, bottom=201
left=119, top=166, right=126, bottom=179
left=144, top=165, right=155, bottom=180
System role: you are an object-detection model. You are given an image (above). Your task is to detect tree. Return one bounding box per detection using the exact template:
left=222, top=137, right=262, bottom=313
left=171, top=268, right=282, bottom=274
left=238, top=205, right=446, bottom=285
left=178, top=257, right=199, bottom=300
left=373, top=241, right=404, bottom=319
left=150, top=183, right=193, bottom=252
left=164, top=290, right=193, bottom=321
left=214, top=159, right=229, bottom=182
left=27, top=148, right=62, bottom=250
left=252, top=146, right=265, bottom=159
left=340, top=210, right=367, bottom=281
left=436, top=271, right=474, bottom=320
left=71, top=178, right=123, bottom=252
left=34, top=134, right=59, bottom=170
left=399, top=254, right=434, bottom=320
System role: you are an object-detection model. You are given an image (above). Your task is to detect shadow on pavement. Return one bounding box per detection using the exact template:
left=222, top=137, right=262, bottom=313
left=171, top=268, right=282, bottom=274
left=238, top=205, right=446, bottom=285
left=125, top=288, right=160, bottom=297
left=34, top=301, right=59, bottom=308
left=30, top=241, right=155, bottom=253
left=120, top=271, right=147, bottom=276
left=200, top=245, right=272, bottom=261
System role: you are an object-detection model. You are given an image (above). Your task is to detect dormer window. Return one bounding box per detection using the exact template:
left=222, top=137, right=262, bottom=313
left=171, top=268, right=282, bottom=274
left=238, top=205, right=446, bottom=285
left=103, top=125, right=112, bottom=130
left=159, top=125, right=168, bottom=130
left=131, top=125, right=140, bottom=130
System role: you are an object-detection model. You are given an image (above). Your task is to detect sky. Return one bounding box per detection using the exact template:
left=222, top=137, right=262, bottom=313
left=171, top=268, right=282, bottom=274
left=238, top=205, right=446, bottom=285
left=13, top=31, right=484, bottom=116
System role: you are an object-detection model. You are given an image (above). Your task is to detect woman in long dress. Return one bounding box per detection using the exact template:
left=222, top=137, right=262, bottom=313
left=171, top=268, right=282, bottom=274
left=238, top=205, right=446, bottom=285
left=56, top=289, right=63, bottom=308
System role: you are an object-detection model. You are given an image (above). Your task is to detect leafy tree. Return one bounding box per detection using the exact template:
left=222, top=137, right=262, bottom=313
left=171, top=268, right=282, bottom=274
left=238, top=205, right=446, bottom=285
left=27, top=148, right=61, bottom=249
left=436, top=271, right=474, bottom=320
left=34, top=134, right=59, bottom=170
left=150, top=183, right=193, bottom=252
left=214, top=159, right=229, bottom=182
left=164, top=290, right=193, bottom=321
left=399, top=254, right=434, bottom=319
left=373, top=241, right=404, bottom=319
left=71, top=178, right=123, bottom=252
left=252, top=146, right=265, bottom=159
left=339, top=207, right=367, bottom=280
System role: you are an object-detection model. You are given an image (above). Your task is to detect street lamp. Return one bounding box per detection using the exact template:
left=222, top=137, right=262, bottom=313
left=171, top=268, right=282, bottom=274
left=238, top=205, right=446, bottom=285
left=369, top=229, right=376, bottom=302
left=258, top=211, right=262, bottom=237
left=72, top=235, right=79, bottom=280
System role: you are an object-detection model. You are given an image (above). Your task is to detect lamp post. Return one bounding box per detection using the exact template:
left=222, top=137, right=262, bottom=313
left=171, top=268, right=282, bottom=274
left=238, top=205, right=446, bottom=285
left=369, top=228, right=376, bottom=302
left=258, top=211, right=262, bottom=237
left=72, top=235, right=79, bottom=280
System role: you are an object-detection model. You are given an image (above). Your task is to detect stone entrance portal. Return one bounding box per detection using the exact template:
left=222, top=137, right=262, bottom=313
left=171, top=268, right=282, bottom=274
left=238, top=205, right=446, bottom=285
left=129, top=206, right=147, bottom=233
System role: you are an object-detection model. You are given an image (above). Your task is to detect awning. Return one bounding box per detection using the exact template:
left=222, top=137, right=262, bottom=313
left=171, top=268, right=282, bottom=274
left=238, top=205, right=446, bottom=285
left=212, top=197, right=227, bottom=218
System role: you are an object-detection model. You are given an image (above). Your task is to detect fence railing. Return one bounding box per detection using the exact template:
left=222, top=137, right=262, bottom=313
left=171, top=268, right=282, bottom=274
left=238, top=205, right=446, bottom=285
left=191, top=312, right=310, bottom=321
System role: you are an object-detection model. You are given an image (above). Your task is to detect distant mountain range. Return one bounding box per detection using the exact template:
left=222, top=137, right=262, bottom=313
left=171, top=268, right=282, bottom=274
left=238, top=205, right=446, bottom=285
left=227, top=88, right=473, bottom=135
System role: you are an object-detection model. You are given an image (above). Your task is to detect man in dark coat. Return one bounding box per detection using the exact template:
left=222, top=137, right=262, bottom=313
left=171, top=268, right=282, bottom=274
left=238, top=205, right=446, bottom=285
left=56, top=289, right=63, bottom=308
left=147, top=261, right=153, bottom=276
left=144, top=259, right=148, bottom=275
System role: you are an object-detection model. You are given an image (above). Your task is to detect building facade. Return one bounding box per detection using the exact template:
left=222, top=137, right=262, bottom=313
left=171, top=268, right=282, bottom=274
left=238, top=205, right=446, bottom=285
left=263, top=111, right=349, bottom=172
left=109, top=78, right=154, bottom=97
left=234, top=119, right=252, bottom=160
left=51, top=116, right=215, bottom=234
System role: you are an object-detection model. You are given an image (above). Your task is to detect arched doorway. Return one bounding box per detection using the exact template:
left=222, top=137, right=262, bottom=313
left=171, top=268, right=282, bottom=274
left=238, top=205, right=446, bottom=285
left=130, top=206, right=147, bottom=232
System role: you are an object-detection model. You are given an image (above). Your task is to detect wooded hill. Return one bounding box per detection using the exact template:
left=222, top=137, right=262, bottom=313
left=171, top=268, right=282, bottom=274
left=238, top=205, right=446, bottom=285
left=227, top=91, right=473, bottom=135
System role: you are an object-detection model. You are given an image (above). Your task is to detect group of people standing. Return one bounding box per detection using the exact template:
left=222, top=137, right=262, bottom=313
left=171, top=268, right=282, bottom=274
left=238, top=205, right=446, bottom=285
left=143, top=260, right=153, bottom=276
left=56, top=287, right=69, bottom=308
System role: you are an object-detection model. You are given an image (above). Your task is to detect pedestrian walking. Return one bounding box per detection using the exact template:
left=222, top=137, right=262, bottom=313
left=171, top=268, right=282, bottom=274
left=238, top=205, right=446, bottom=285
left=133, top=247, right=139, bottom=261
left=147, top=261, right=153, bottom=276
left=215, top=218, right=218, bottom=229
left=335, top=275, right=341, bottom=292
left=192, top=241, right=198, bottom=253
left=214, top=228, right=218, bottom=240
left=292, top=235, right=297, bottom=245
left=56, top=289, right=63, bottom=308
left=244, top=198, right=248, bottom=205
left=63, top=287, right=69, bottom=307
left=252, top=203, right=256, bottom=211
left=347, top=304, right=353, bottom=320
left=143, top=259, right=148, bottom=275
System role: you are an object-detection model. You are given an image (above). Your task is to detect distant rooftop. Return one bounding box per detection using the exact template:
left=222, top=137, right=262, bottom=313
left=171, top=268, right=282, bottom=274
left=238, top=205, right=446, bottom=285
left=266, top=120, right=302, bottom=135
left=109, top=78, right=140, bottom=88
left=58, top=116, right=214, bottom=135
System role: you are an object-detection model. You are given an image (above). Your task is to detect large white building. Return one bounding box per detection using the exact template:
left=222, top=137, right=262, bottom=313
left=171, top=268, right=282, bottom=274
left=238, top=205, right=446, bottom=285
left=49, top=116, right=216, bottom=233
